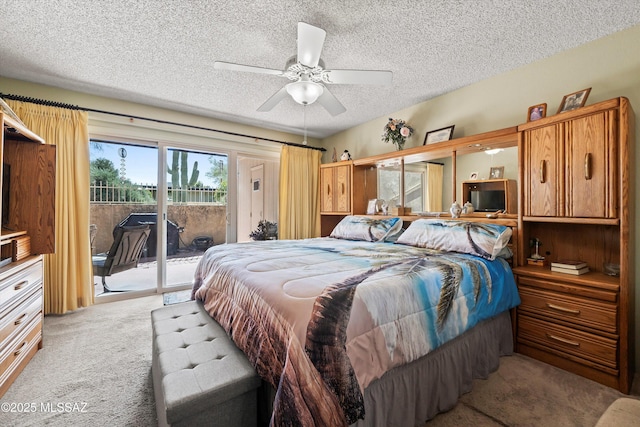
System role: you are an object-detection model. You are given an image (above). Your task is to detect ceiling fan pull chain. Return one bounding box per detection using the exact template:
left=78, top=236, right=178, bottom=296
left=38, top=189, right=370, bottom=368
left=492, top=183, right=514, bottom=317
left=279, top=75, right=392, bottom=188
left=303, top=104, right=308, bottom=145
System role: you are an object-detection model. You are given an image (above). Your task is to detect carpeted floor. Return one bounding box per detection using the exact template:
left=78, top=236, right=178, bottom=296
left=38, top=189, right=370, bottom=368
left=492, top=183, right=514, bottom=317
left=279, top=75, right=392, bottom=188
left=1, top=295, right=638, bottom=426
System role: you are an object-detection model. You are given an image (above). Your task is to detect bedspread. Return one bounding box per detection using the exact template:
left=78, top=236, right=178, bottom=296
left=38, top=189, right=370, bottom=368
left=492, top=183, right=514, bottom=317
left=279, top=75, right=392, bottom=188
left=192, top=237, right=520, bottom=426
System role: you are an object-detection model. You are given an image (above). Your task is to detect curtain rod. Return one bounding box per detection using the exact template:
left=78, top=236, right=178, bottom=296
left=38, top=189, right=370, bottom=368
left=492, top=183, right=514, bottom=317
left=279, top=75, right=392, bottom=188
left=0, top=92, right=326, bottom=152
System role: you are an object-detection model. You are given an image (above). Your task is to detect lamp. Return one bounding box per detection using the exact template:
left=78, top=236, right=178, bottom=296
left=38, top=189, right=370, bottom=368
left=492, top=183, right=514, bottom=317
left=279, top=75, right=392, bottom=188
left=286, top=76, right=323, bottom=105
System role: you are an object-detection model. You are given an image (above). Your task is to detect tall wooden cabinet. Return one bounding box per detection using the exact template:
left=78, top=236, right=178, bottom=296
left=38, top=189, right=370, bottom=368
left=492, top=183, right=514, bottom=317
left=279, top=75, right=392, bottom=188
left=319, top=161, right=374, bottom=236
left=514, top=97, right=634, bottom=393
left=0, top=112, right=56, bottom=398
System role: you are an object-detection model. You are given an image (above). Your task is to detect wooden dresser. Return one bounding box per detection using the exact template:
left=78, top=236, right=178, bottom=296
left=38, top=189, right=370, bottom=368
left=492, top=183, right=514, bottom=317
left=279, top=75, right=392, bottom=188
left=0, top=112, right=56, bottom=398
left=513, top=97, right=635, bottom=393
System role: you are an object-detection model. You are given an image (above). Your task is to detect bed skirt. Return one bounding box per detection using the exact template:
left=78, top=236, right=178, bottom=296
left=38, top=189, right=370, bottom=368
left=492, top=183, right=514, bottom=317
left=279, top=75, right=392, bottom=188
left=353, top=310, right=514, bottom=427
left=258, top=310, right=513, bottom=427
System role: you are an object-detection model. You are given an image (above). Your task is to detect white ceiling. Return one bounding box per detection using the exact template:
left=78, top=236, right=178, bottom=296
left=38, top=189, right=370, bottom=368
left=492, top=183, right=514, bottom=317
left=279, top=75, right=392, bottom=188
left=1, top=1, right=639, bottom=139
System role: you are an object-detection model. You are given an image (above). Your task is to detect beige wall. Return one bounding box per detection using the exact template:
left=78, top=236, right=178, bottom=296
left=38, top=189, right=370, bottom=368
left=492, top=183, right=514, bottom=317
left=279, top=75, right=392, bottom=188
left=321, top=24, right=640, bottom=369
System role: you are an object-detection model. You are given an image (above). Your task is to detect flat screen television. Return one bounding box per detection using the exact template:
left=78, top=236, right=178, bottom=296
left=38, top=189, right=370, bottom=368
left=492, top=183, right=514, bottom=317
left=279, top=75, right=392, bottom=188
left=469, top=189, right=505, bottom=212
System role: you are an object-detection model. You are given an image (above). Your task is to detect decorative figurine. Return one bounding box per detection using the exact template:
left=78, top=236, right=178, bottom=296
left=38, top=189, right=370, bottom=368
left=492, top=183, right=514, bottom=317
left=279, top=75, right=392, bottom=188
left=340, top=150, right=351, bottom=161
left=530, top=238, right=544, bottom=260
left=450, top=201, right=462, bottom=218
left=462, top=201, right=474, bottom=214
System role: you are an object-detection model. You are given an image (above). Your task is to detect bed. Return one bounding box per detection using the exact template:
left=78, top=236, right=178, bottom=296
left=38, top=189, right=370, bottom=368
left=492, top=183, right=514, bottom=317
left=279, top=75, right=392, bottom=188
left=191, top=216, right=521, bottom=426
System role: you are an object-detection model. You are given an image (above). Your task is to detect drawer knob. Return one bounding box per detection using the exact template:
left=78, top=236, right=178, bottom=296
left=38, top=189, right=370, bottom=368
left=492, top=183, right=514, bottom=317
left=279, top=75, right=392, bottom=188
left=14, top=280, right=29, bottom=291
left=546, top=333, right=580, bottom=347
left=546, top=303, right=580, bottom=315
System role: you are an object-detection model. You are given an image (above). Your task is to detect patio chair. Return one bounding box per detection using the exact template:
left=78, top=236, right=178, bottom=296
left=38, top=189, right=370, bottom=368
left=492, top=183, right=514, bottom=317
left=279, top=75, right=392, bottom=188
left=92, top=224, right=151, bottom=292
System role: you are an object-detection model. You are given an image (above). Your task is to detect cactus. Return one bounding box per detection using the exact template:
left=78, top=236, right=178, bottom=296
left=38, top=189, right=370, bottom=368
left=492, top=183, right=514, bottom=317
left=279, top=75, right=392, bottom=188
left=168, top=151, right=199, bottom=202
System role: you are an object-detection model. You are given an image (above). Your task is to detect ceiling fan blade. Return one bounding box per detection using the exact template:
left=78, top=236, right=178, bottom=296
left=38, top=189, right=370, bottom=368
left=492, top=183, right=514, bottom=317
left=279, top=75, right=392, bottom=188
left=297, top=22, right=326, bottom=68
left=323, top=69, right=393, bottom=85
left=214, top=61, right=284, bottom=76
left=257, top=86, right=289, bottom=112
left=316, top=87, right=346, bottom=116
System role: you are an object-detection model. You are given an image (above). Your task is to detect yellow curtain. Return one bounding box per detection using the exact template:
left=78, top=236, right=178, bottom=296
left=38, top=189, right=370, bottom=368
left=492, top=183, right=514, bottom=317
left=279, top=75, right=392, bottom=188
left=425, top=163, right=444, bottom=212
left=7, top=100, right=93, bottom=314
left=278, top=145, right=321, bottom=239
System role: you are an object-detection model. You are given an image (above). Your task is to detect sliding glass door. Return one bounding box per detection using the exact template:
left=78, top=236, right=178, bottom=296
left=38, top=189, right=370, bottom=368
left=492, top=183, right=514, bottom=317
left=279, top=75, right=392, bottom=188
left=90, top=141, right=229, bottom=296
left=163, top=148, right=228, bottom=289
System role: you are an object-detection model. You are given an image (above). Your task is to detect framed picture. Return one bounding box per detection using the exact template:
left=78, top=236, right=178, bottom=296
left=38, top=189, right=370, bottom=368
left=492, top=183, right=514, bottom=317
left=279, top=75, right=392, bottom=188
left=527, top=103, right=547, bottom=122
left=557, top=88, right=591, bottom=114
left=489, top=166, right=504, bottom=179
left=367, top=199, right=378, bottom=215
left=469, top=171, right=479, bottom=180
left=423, top=125, right=455, bottom=145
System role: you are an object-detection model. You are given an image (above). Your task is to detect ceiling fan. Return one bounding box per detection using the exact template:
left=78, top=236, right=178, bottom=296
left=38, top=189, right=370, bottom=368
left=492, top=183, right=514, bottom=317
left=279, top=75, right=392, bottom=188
left=214, top=22, right=393, bottom=116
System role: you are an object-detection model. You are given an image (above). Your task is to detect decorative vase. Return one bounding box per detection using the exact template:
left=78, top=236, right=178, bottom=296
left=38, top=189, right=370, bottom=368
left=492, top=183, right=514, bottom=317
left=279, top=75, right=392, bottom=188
left=450, top=201, right=462, bottom=218
left=396, top=138, right=406, bottom=151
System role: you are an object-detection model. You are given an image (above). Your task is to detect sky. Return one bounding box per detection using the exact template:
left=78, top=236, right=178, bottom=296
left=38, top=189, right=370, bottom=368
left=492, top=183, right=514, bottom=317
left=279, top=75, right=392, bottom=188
left=90, top=141, right=226, bottom=187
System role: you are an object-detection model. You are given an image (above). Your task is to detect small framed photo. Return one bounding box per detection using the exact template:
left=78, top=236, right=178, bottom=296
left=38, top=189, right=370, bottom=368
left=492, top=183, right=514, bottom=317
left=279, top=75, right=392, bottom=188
left=423, top=125, right=455, bottom=145
left=367, top=199, right=378, bottom=215
left=489, top=166, right=504, bottom=179
left=469, top=171, right=479, bottom=180
left=527, top=103, right=547, bottom=122
left=557, top=88, right=591, bottom=114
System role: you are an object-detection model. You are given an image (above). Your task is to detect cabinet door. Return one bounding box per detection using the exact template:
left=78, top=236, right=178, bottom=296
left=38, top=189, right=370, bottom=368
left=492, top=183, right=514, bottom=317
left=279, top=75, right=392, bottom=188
left=334, top=164, right=351, bottom=213
left=565, top=112, right=616, bottom=218
left=524, top=125, right=562, bottom=216
left=320, top=167, right=334, bottom=213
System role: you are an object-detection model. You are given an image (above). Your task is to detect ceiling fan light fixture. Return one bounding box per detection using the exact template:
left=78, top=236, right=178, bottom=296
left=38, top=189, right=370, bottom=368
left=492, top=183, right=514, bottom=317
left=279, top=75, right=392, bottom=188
left=286, top=80, right=324, bottom=105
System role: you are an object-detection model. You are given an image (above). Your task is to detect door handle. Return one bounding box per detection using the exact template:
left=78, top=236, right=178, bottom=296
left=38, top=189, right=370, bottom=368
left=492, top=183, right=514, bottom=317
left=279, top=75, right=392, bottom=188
left=584, top=153, right=592, bottom=180
left=539, top=160, right=546, bottom=184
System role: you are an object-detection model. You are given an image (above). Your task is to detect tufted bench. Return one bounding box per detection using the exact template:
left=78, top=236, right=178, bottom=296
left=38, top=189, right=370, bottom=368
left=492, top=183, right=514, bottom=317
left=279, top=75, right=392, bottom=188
left=595, top=397, right=640, bottom=427
left=151, top=300, right=261, bottom=427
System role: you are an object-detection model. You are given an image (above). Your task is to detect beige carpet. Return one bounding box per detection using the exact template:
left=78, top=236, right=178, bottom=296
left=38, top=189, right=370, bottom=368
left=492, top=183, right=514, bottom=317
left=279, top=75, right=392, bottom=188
left=1, top=295, right=637, bottom=426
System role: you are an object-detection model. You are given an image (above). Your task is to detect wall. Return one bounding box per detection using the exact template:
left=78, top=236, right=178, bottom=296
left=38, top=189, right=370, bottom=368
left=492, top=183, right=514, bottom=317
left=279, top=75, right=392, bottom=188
left=90, top=204, right=226, bottom=255
left=321, top=24, right=640, bottom=370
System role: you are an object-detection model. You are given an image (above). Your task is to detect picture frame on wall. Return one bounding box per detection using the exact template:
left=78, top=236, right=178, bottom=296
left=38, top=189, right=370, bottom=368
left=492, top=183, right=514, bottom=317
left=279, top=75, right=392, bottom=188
left=423, top=125, right=455, bottom=145
left=489, top=166, right=504, bottom=179
left=557, top=88, right=591, bottom=114
left=527, top=103, right=547, bottom=122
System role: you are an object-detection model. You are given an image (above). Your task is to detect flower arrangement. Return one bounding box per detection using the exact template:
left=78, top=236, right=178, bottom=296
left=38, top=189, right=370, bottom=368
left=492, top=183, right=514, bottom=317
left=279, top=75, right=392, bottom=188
left=381, top=118, right=414, bottom=150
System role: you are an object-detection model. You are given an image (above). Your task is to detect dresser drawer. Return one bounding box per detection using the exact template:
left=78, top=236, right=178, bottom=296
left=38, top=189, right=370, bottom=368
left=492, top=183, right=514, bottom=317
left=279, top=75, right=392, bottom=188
left=518, top=315, right=617, bottom=370
left=0, top=316, right=42, bottom=387
left=0, top=261, right=42, bottom=312
left=0, top=288, right=42, bottom=347
left=518, top=285, right=617, bottom=334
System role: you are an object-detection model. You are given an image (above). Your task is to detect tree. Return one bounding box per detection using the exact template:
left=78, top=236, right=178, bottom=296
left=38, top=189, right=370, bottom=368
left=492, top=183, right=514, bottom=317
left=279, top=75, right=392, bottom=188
left=90, top=157, right=154, bottom=203
left=206, top=156, right=228, bottom=204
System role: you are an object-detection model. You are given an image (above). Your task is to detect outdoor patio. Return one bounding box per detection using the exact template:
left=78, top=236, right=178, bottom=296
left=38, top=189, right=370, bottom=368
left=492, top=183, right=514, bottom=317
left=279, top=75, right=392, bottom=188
left=94, top=249, right=205, bottom=295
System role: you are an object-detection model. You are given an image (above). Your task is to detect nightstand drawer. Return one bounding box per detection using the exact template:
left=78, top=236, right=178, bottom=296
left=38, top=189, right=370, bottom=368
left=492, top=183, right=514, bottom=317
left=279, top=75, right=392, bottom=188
left=518, top=315, right=617, bottom=370
left=518, top=286, right=617, bottom=334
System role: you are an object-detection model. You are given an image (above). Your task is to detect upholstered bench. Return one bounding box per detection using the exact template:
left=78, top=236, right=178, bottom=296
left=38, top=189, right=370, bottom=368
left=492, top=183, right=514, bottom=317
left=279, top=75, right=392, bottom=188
left=595, top=397, right=640, bottom=427
left=151, top=300, right=261, bottom=427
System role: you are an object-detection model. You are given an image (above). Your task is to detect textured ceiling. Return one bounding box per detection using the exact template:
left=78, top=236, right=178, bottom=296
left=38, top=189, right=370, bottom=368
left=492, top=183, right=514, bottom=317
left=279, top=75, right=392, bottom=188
left=1, top=1, right=639, bottom=139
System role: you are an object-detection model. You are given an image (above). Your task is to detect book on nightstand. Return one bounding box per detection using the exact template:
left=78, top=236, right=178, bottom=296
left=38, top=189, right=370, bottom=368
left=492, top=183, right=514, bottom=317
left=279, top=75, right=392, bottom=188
left=550, top=260, right=588, bottom=270
left=550, top=266, right=590, bottom=275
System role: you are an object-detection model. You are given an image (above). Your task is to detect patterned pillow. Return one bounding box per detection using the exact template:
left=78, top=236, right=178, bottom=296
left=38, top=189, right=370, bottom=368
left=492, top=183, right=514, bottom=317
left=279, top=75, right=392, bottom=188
left=330, top=215, right=403, bottom=242
left=395, top=219, right=512, bottom=260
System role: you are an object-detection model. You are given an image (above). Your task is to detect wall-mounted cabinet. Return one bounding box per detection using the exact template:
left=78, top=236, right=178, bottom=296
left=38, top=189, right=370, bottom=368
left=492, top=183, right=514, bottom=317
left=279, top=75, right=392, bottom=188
left=523, top=106, right=617, bottom=218
left=514, top=97, right=634, bottom=393
left=0, top=112, right=56, bottom=398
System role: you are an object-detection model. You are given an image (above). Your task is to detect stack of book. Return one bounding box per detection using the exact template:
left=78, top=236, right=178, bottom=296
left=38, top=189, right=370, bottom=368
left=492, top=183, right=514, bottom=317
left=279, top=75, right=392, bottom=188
left=550, top=260, right=590, bottom=275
